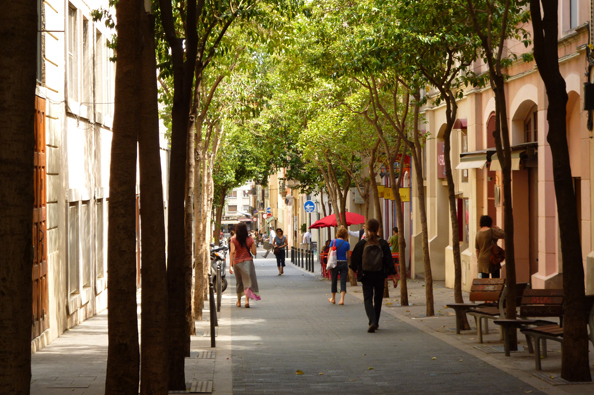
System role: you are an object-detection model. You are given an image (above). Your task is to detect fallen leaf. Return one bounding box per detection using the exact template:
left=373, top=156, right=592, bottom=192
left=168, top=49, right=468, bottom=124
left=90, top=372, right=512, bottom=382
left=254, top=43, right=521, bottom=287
left=296, top=370, right=304, bottom=375
left=350, top=379, right=357, bottom=382
left=386, top=303, right=393, bottom=305
left=459, top=359, right=463, bottom=362
left=431, top=357, right=437, bottom=360
left=524, top=391, right=532, bottom=393
left=549, top=375, right=555, bottom=379
left=368, top=367, right=374, bottom=370
left=319, top=373, right=324, bottom=375
left=406, top=310, right=410, bottom=312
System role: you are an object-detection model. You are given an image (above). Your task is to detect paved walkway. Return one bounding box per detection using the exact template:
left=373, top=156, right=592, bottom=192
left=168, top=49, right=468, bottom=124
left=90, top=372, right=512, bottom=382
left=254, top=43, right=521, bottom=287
left=30, top=247, right=593, bottom=394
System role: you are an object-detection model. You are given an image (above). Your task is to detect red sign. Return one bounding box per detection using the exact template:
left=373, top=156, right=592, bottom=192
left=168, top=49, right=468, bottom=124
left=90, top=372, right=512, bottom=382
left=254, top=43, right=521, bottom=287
left=252, top=217, right=258, bottom=222
left=266, top=214, right=272, bottom=218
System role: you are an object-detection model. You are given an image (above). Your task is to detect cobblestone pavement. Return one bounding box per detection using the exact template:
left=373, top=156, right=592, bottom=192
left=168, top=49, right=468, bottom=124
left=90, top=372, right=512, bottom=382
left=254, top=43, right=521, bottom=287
left=230, top=255, right=547, bottom=395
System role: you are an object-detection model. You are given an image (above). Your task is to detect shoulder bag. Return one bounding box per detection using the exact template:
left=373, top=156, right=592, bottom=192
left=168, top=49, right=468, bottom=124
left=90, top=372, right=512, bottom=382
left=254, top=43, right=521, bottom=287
left=326, top=240, right=344, bottom=270
left=489, top=229, right=505, bottom=273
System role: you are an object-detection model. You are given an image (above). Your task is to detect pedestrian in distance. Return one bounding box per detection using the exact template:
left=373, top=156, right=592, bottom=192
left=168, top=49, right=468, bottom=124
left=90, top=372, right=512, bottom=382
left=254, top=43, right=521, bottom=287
left=350, top=218, right=396, bottom=333
left=273, top=228, right=288, bottom=275
left=387, top=227, right=405, bottom=288
left=475, top=215, right=505, bottom=279
left=301, top=229, right=312, bottom=250
left=261, top=228, right=277, bottom=258
left=229, top=223, right=260, bottom=307
left=328, top=226, right=350, bottom=305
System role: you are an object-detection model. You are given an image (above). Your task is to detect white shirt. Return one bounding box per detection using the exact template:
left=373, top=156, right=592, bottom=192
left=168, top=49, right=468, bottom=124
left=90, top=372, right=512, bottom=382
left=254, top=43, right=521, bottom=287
left=302, top=231, right=311, bottom=244
left=270, top=229, right=276, bottom=241
left=348, top=229, right=360, bottom=238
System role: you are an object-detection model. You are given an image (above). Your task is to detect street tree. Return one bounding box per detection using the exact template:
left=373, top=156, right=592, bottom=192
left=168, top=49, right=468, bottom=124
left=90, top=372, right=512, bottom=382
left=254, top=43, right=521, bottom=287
left=105, top=0, right=143, bottom=393
left=0, top=1, right=37, bottom=394
left=529, top=0, right=591, bottom=382
left=465, top=0, right=532, bottom=348
left=138, top=4, right=168, bottom=393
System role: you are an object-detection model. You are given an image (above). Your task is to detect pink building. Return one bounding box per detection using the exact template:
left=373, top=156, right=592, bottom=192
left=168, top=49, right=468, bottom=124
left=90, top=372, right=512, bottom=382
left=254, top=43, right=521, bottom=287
left=414, top=1, right=594, bottom=293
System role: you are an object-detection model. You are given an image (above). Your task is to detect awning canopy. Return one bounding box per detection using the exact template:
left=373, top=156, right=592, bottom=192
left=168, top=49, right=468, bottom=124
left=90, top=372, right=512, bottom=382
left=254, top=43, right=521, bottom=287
left=456, top=154, right=487, bottom=170
left=453, top=118, right=467, bottom=129
left=490, top=150, right=525, bottom=172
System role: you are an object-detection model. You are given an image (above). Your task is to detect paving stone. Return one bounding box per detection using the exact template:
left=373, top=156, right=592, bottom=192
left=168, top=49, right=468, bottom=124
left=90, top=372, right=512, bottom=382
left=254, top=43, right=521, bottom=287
left=231, top=256, right=548, bottom=395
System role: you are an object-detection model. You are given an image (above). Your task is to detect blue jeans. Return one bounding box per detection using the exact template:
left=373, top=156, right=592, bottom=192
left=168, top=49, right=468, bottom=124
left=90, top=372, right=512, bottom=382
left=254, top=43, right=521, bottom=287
left=330, top=261, right=348, bottom=293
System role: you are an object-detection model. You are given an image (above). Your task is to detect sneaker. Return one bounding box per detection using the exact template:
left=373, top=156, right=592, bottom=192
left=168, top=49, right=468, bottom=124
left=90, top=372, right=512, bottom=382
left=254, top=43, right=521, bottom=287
left=367, top=323, right=378, bottom=333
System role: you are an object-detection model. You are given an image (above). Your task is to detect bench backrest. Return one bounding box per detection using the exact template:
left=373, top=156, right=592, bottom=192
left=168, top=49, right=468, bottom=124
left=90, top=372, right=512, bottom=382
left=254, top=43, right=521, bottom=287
left=520, top=289, right=563, bottom=318
left=469, top=278, right=506, bottom=303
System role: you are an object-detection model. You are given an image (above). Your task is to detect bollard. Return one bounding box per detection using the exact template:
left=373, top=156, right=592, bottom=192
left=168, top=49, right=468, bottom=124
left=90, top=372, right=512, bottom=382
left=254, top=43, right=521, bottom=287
left=291, top=246, right=294, bottom=263
left=209, top=274, right=216, bottom=347
left=216, top=263, right=222, bottom=313
left=308, top=250, right=312, bottom=272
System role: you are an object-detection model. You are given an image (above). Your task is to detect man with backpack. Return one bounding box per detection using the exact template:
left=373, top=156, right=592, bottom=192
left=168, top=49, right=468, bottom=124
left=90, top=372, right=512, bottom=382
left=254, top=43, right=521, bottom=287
left=350, top=219, right=396, bottom=333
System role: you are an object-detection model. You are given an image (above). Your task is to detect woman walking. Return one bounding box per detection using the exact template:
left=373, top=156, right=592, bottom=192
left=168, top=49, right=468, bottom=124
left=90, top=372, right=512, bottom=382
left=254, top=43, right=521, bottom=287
left=475, top=215, right=505, bottom=279
left=229, top=223, right=260, bottom=307
left=328, top=227, right=350, bottom=305
left=273, top=228, right=288, bottom=275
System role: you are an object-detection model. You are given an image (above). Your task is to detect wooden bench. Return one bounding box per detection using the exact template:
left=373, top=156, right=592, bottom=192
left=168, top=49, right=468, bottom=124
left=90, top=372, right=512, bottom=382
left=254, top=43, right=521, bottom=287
left=520, top=295, right=594, bottom=370
left=494, top=289, right=563, bottom=356
left=447, top=279, right=506, bottom=342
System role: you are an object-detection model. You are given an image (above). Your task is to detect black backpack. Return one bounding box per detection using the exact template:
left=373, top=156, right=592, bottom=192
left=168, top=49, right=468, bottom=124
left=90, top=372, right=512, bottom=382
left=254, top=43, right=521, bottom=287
left=362, top=241, right=384, bottom=272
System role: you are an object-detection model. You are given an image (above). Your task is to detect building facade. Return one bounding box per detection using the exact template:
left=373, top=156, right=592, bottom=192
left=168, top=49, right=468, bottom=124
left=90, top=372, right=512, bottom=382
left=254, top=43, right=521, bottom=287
left=33, top=0, right=170, bottom=351
left=415, top=0, right=594, bottom=293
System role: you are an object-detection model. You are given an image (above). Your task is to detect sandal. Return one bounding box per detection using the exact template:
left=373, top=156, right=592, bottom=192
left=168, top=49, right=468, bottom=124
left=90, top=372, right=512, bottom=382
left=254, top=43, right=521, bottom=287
left=328, top=298, right=335, bottom=304
left=236, top=301, right=241, bottom=307
left=245, top=303, right=250, bottom=308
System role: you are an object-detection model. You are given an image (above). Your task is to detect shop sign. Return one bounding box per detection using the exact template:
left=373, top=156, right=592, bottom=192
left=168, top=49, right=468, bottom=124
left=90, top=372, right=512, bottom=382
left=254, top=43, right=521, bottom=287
left=437, top=141, right=446, bottom=179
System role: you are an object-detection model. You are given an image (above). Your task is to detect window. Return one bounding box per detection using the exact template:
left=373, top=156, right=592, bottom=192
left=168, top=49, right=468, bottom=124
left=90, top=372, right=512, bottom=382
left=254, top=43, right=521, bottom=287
left=67, top=6, right=78, bottom=102
left=243, top=190, right=250, bottom=198
left=226, top=190, right=237, bottom=198
left=81, top=201, right=91, bottom=288
left=570, top=0, right=577, bottom=29
left=243, top=205, right=251, bottom=212
left=96, top=199, right=105, bottom=278
left=461, top=131, right=468, bottom=183
left=227, top=205, right=237, bottom=212
left=82, top=18, right=91, bottom=105
left=524, top=107, right=538, bottom=143
left=68, top=203, right=79, bottom=295
left=95, top=31, right=104, bottom=116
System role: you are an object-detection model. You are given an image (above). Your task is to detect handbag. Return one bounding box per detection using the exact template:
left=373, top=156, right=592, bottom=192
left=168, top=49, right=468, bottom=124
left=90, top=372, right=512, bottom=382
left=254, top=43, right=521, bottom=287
left=326, top=240, right=344, bottom=270
left=489, top=229, right=505, bottom=273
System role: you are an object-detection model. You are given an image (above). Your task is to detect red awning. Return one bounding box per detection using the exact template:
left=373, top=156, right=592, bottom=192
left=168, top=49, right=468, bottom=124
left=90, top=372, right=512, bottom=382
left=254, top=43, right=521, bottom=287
left=453, top=119, right=467, bottom=129
left=309, top=212, right=366, bottom=229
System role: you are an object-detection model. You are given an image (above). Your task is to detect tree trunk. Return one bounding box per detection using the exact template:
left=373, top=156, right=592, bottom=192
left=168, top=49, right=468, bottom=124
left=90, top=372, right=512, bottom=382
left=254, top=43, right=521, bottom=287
left=158, top=0, right=198, bottom=387
left=213, top=188, right=226, bottom=245
left=392, top=152, right=411, bottom=309
left=185, top=126, right=195, bottom=337
left=193, top=155, right=205, bottom=320
left=0, top=1, right=36, bottom=393
left=369, top=166, right=382, bottom=231
left=138, top=9, right=168, bottom=394
left=106, top=0, right=142, bottom=393
left=529, top=0, right=590, bottom=381
left=441, top=94, right=465, bottom=325
left=493, top=80, right=518, bottom=347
